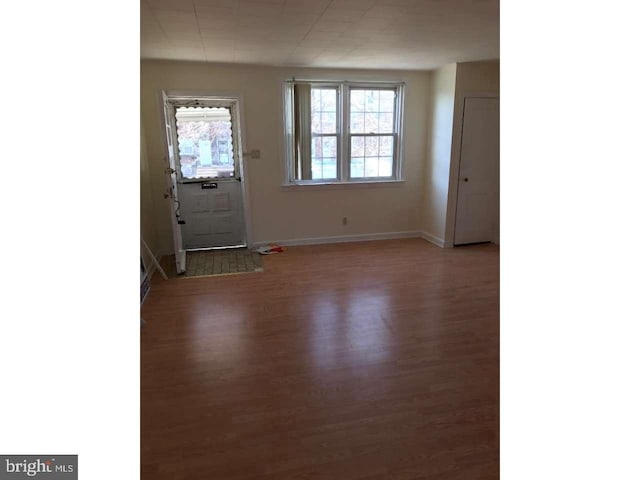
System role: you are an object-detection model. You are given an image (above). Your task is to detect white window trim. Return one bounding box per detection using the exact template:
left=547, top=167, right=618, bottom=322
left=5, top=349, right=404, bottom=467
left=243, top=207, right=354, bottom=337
left=283, top=80, right=405, bottom=186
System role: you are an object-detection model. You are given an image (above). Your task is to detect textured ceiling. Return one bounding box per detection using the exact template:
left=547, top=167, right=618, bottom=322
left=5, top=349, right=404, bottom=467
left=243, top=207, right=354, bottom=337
left=141, top=0, right=499, bottom=70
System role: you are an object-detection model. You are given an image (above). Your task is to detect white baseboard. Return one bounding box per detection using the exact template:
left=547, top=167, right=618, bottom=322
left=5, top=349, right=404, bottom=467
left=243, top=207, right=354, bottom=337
left=420, top=231, right=453, bottom=248
left=253, top=231, right=422, bottom=248
left=162, top=231, right=455, bottom=254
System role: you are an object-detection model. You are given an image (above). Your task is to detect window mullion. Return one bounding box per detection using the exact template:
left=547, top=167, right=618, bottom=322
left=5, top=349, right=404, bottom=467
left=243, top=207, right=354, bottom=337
left=340, top=83, right=349, bottom=182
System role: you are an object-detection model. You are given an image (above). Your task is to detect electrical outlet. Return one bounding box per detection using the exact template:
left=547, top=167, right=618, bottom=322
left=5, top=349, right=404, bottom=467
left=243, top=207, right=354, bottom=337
left=342, top=217, right=348, bottom=225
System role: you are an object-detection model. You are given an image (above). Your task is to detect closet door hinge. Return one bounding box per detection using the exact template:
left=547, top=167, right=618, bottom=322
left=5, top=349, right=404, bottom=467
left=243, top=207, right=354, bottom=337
left=165, top=167, right=176, bottom=175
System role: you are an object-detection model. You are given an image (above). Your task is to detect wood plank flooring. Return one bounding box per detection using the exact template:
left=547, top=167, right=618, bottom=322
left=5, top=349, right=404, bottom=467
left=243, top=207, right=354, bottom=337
left=141, top=238, right=499, bottom=479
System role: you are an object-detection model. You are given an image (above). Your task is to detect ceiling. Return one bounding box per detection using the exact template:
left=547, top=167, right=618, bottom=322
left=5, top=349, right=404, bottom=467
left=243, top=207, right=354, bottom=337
left=141, top=0, right=499, bottom=70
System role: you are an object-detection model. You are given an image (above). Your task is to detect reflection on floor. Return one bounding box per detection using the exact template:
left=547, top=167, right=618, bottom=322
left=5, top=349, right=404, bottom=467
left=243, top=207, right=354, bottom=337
left=142, top=238, right=499, bottom=479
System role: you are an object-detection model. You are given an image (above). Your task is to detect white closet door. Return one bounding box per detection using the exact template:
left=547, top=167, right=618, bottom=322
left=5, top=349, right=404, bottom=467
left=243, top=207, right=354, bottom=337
left=454, top=97, right=499, bottom=245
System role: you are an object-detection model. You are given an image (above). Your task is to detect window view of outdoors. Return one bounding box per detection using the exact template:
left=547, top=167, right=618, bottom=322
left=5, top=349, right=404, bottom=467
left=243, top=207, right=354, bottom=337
left=175, top=107, right=235, bottom=179
left=350, top=89, right=396, bottom=178
left=311, top=88, right=338, bottom=180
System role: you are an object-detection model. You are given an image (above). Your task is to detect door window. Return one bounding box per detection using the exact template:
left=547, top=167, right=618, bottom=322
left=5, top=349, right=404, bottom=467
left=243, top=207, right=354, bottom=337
left=175, top=106, right=235, bottom=179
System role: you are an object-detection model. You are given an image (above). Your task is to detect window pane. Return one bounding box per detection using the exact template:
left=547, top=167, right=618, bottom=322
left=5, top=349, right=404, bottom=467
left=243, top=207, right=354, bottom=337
left=350, top=88, right=396, bottom=134
left=321, top=112, right=336, bottom=133
left=311, top=88, right=322, bottom=111
left=360, top=157, right=391, bottom=177
left=365, top=90, right=379, bottom=112
left=350, top=90, right=365, bottom=112
left=350, top=135, right=394, bottom=178
left=380, top=90, right=395, bottom=112
left=351, top=157, right=365, bottom=177
left=321, top=89, right=336, bottom=111
left=312, top=87, right=337, bottom=135
left=321, top=158, right=337, bottom=179
left=351, top=136, right=365, bottom=157
left=312, top=158, right=336, bottom=179
left=350, top=112, right=365, bottom=133
left=379, top=135, right=394, bottom=156
left=364, top=113, right=379, bottom=133
left=365, top=158, right=379, bottom=177
left=365, top=136, right=379, bottom=156
left=311, top=160, right=322, bottom=179
left=379, top=156, right=393, bottom=176
left=379, top=113, right=394, bottom=133
left=312, top=137, right=323, bottom=157
left=322, top=137, right=337, bottom=157
left=311, top=135, right=337, bottom=180
left=311, top=111, right=321, bottom=133
left=175, top=106, right=235, bottom=179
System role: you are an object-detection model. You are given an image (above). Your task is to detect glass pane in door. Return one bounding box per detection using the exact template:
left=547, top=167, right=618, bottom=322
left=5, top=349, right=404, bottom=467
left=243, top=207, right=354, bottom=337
left=175, top=107, right=235, bottom=179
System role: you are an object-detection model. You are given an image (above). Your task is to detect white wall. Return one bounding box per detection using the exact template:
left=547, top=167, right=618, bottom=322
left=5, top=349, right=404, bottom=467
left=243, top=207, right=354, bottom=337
left=140, top=119, right=158, bottom=265
left=444, top=60, right=500, bottom=245
left=141, top=60, right=431, bottom=254
left=422, top=63, right=457, bottom=245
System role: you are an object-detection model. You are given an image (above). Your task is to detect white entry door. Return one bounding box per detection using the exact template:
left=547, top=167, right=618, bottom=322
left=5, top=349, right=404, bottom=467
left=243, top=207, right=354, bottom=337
left=164, top=95, right=246, bottom=251
left=178, top=180, right=245, bottom=249
left=454, top=97, right=499, bottom=245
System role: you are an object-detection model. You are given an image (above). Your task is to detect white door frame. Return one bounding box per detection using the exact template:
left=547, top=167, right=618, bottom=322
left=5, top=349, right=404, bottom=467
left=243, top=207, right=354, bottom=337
left=158, top=90, right=254, bottom=265
left=159, top=90, right=186, bottom=274
left=444, top=92, right=499, bottom=247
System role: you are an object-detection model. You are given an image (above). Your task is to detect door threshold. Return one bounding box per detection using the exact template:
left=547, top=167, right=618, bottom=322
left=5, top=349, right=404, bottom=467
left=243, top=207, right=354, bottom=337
left=186, top=244, right=247, bottom=252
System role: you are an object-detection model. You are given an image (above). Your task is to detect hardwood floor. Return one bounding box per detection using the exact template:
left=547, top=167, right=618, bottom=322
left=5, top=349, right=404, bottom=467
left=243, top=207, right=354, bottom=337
left=141, top=238, right=499, bottom=479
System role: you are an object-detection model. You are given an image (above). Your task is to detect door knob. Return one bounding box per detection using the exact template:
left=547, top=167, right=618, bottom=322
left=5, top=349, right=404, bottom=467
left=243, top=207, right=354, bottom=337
left=463, top=177, right=469, bottom=182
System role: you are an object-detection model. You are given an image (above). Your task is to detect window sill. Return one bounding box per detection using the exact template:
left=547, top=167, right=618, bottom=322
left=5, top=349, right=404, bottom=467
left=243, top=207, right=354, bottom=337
left=280, top=179, right=406, bottom=191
